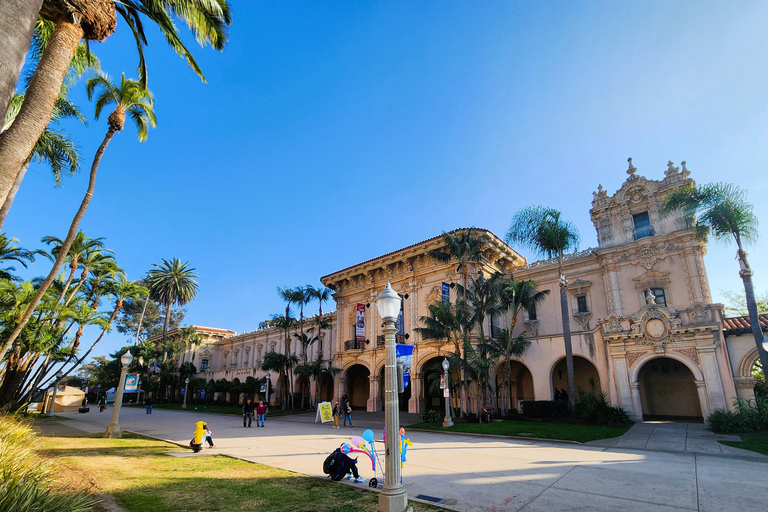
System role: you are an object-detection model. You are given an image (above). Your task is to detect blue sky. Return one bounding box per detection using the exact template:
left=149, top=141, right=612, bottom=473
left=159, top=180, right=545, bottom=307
left=6, top=1, right=768, bottom=359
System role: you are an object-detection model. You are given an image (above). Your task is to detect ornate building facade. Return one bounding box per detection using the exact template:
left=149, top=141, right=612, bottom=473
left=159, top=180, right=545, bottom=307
left=183, top=161, right=763, bottom=421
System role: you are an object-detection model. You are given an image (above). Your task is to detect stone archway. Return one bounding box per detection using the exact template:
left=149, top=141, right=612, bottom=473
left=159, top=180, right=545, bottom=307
left=345, top=364, right=370, bottom=409
left=418, top=357, right=446, bottom=412
left=637, top=356, right=703, bottom=419
left=319, top=374, right=335, bottom=403
left=551, top=356, right=600, bottom=399
left=496, top=360, right=534, bottom=413
left=377, top=364, right=412, bottom=412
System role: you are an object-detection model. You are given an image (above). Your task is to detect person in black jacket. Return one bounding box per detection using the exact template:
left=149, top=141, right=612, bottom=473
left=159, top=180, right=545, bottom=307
left=327, top=446, right=366, bottom=483
left=243, top=398, right=254, bottom=427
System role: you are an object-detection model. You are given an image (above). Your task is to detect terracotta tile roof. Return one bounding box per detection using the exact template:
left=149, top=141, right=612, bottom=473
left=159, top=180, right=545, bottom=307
left=723, top=314, right=768, bottom=335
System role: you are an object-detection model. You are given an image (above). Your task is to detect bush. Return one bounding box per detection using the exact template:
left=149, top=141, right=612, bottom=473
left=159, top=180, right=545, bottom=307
left=707, top=395, right=768, bottom=433
left=0, top=414, right=96, bottom=512
left=420, top=409, right=443, bottom=423
left=520, top=400, right=569, bottom=418
left=575, top=377, right=630, bottom=425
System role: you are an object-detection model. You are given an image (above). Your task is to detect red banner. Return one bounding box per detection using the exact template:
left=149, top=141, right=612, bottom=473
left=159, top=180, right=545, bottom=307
left=355, top=304, right=365, bottom=342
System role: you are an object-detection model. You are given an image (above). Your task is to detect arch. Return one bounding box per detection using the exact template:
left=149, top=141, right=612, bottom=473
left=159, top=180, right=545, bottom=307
left=629, top=351, right=704, bottom=382
left=738, top=346, right=761, bottom=379
left=341, top=359, right=372, bottom=373
left=319, top=374, right=334, bottom=402
left=378, top=364, right=411, bottom=411
left=344, top=364, right=370, bottom=408
left=496, top=359, right=534, bottom=413
left=637, top=356, right=703, bottom=419
left=550, top=355, right=601, bottom=398
left=416, top=356, right=445, bottom=412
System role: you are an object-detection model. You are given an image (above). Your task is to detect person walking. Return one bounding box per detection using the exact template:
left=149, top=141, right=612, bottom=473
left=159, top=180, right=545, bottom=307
left=98, top=395, right=106, bottom=412
left=256, top=400, right=267, bottom=427
left=203, top=424, right=215, bottom=448
left=332, top=401, right=341, bottom=429
left=243, top=398, right=254, bottom=427
left=145, top=395, right=154, bottom=414
left=342, top=393, right=353, bottom=428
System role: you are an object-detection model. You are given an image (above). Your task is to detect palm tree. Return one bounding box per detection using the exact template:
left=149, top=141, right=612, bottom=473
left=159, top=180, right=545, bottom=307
left=0, top=0, right=232, bottom=209
left=270, top=312, right=297, bottom=409
left=145, top=257, right=199, bottom=359
left=261, top=350, right=297, bottom=410
left=428, top=229, right=487, bottom=299
left=0, top=233, right=41, bottom=280
left=0, top=74, right=155, bottom=365
left=661, top=182, right=768, bottom=371
left=0, top=0, right=39, bottom=124
left=506, top=206, right=580, bottom=414
left=488, top=329, right=531, bottom=416
left=42, top=232, right=107, bottom=304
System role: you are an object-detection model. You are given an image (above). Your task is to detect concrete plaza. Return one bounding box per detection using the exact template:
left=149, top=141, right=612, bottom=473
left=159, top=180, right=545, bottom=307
left=47, top=407, right=768, bottom=512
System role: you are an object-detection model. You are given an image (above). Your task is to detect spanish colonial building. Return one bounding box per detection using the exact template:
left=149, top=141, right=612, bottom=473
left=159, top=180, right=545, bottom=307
left=180, top=160, right=764, bottom=421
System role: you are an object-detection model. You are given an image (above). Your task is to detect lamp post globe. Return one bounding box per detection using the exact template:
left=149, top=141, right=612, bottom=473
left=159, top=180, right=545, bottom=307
left=441, top=358, right=453, bottom=427
left=104, top=350, right=133, bottom=438
left=48, top=370, right=64, bottom=417
left=182, top=377, right=190, bottom=409
left=375, top=282, right=408, bottom=512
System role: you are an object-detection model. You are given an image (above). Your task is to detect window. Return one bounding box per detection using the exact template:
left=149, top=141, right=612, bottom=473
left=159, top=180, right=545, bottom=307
left=490, top=312, right=501, bottom=339
left=633, top=212, right=654, bottom=240
left=576, top=295, right=589, bottom=313
left=646, top=288, right=667, bottom=307
left=200, top=359, right=209, bottom=371
left=528, top=303, right=537, bottom=321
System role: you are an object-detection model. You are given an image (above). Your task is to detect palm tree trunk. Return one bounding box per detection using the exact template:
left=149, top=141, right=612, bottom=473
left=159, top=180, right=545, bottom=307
left=0, top=125, right=117, bottom=365
left=737, top=247, right=768, bottom=371
left=559, top=266, right=577, bottom=416
left=134, top=295, right=149, bottom=344
left=162, top=300, right=172, bottom=361
left=0, top=0, right=43, bottom=142
left=0, top=160, right=29, bottom=227
left=0, top=20, right=83, bottom=220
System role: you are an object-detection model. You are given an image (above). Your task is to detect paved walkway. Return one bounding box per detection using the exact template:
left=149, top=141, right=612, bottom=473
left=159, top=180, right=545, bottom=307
left=41, top=408, right=768, bottom=512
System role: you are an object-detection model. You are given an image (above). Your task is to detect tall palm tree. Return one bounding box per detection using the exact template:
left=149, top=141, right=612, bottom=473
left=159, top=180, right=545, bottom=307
left=270, top=312, right=297, bottom=409
left=145, top=257, right=199, bottom=359
left=0, top=233, right=41, bottom=280
left=428, top=229, right=487, bottom=299
left=0, top=75, right=155, bottom=365
left=0, top=0, right=40, bottom=124
left=261, top=350, right=297, bottom=410
left=488, top=329, right=531, bottom=416
left=661, top=182, right=768, bottom=371
left=0, top=0, right=232, bottom=209
left=506, top=206, right=580, bottom=414
left=42, top=232, right=107, bottom=304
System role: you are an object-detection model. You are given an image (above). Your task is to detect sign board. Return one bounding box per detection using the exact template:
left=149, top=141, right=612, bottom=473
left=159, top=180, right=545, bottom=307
left=443, top=387, right=450, bottom=398
left=180, top=386, right=186, bottom=395
left=260, top=384, right=266, bottom=393
left=356, top=304, right=366, bottom=342
left=57, top=382, right=66, bottom=392
left=124, top=373, right=139, bottom=392
left=396, top=344, right=414, bottom=389
left=442, top=282, right=450, bottom=302
left=439, top=375, right=445, bottom=389
left=316, top=401, right=333, bottom=423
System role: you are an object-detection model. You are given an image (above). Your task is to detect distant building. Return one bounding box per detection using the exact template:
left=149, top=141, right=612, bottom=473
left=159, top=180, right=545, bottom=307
left=180, top=160, right=764, bottom=420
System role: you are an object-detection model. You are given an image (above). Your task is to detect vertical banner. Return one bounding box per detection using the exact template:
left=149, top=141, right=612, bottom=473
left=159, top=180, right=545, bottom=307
left=396, top=302, right=404, bottom=335
left=396, top=344, right=414, bottom=389
left=356, top=304, right=366, bottom=342
left=124, top=373, right=139, bottom=392
left=442, top=282, right=450, bottom=302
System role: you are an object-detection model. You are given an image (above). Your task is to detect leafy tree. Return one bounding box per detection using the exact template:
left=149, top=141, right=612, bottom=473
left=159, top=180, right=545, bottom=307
left=428, top=229, right=486, bottom=299
left=661, top=183, right=768, bottom=373
left=721, top=290, right=768, bottom=317
left=506, top=206, right=580, bottom=414
left=0, top=233, right=43, bottom=280
left=261, top=350, right=298, bottom=410
left=116, top=294, right=185, bottom=341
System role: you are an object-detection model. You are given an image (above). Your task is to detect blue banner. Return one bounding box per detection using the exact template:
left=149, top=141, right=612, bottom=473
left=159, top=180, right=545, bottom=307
left=396, top=344, right=414, bottom=389
left=442, top=282, right=450, bottom=302
left=396, top=303, right=404, bottom=335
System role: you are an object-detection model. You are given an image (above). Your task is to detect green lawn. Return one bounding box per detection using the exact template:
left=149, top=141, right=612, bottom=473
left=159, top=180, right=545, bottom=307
left=130, top=403, right=296, bottom=417
left=408, top=420, right=630, bottom=443
left=36, top=432, right=440, bottom=512
left=720, top=432, right=768, bottom=456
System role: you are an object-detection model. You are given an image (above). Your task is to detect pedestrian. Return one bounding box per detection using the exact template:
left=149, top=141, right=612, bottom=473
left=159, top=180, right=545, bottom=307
left=554, top=388, right=562, bottom=401
left=560, top=388, right=569, bottom=402
left=342, top=393, right=353, bottom=428
left=324, top=444, right=366, bottom=483
left=243, top=398, right=254, bottom=427
left=98, top=395, right=106, bottom=412
left=332, top=401, right=341, bottom=429
left=256, top=400, right=267, bottom=427
left=145, top=395, right=154, bottom=414
left=203, top=424, right=215, bottom=448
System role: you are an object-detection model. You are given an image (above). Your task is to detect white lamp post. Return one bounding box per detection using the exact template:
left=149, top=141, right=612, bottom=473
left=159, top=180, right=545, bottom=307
left=104, top=351, right=133, bottom=438
left=47, top=371, right=63, bottom=417
left=265, top=372, right=271, bottom=406
left=442, top=358, right=453, bottom=427
left=376, top=282, right=408, bottom=512
left=182, top=377, right=190, bottom=409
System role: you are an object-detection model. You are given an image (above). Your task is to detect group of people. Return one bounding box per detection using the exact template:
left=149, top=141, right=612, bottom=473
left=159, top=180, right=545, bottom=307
left=331, top=393, right=353, bottom=428
left=554, top=388, right=569, bottom=401
left=242, top=398, right=268, bottom=427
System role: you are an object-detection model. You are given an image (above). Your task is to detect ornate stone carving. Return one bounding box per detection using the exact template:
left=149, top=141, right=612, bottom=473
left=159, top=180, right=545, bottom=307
left=632, top=307, right=681, bottom=348
left=574, top=312, right=592, bottom=330
left=524, top=320, right=540, bottom=337
left=570, top=279, right=592, bottom=296
left=665, top=160, right=679, bottom=177
left=603, top=316, right=624, bottom=334
left=627, top=157, right=637, bottom=175
left=425, top=285, right=441, bottom=305
left=674, top=347, right=699, bottom=365
left=735, top=377, right=758, bottom=389
left=619, top=241, right=673, bottom=270
left=691, top=304, right=709, bottom=324
left=626, top=351, right=644, bottom=369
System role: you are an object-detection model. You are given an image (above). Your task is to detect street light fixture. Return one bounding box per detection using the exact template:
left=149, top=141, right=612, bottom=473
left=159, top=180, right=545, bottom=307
left=265, top=372, right=271, bottom=406
left=104, top=351, right=133, bottom=438
left=182, top=377, right=190, bottom=409
left=442, top=358, right=453, bottom=427
left=47, top=371, right=64, bottom=417
left=375, top=282, right=408, bottom=512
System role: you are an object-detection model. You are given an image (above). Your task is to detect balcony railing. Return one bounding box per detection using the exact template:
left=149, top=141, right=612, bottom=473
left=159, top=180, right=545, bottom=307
left=633, top=225, right=654, bottom=240
left=344, top=340, right=365, bottom=351
left=376, top=334, right=408, bottom=347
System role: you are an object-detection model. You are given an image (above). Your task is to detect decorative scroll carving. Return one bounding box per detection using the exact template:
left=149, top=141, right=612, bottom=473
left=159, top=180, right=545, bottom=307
left=618, top=241, right=676, bottom=270
left=674, top=347, right=699, bottom=365
left=524, top=320, right=540, bottom=337
left=574, top=312, right=592, bottom=330
left=626, top=351, right=644, bottom=369
left=735, top=377, right=758, bottom=389
left=425, top=285, right=441, bottom=305
left=690, top=304, right=709, bottom=324
left=603, top=316, right=624, bottom=334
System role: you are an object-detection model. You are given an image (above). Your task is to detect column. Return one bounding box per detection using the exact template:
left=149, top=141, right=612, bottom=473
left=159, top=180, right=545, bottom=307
left=408, top=372, right=423, bottom=414
left=611, top=355, right=636, bottom=417
left=629, top=382, right=643, bottom=422
left=695, top=380, right=710, bottom=417
left=368, top=374, right=381, bottom=412
left=697, top=345, right=727, bottom=411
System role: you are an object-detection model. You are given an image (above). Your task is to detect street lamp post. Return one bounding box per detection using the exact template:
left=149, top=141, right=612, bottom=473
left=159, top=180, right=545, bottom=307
left=375, top=282, right=409, bottom=512
left=265, top=372, right=271, bottom=406
left=104, top=351, right=133, bottom=438
left=47, top=371, right=63, bottom=417
left=182, top=377, right=190, bottom=409
left=442, top=358, right=453, bottom=427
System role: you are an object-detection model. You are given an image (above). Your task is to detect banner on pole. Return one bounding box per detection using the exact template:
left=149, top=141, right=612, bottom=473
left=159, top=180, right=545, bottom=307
left=396, top=301, right=404, bottom=335
left=396, top=344, right=414, bottom=389
left=356, top=304, right=366, bottom=342
left=124, top=373, right=139, bottom=392
left=442, top=282, right=450, bottom=302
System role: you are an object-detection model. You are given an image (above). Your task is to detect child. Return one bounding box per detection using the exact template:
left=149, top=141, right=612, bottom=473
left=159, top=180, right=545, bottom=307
left=332, top=401, right=341, bottom=429
left=204, top=424, right=215, bottom=448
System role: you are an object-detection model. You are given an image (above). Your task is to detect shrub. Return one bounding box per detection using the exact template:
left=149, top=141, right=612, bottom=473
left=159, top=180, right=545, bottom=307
left=520, top=400, right=569, bottom=418
left=0, top=414, right=96, bottom=512
left=575, top=376, right=631, bottom=425
left=707, top=395, right=768, bottom=433
left=420, top=409, right=443, bottom=423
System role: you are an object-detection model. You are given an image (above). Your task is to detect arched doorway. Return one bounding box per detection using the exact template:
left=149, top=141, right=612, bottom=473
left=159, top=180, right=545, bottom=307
left=345, top=365, right=370, bottom=409
left=551, top=356, right=600, bottom=399
left=378, top=365, right=412, bottom=412
left=638, top=357, right=702, bottom=419
left=319, top=374, right=335, bottom=403
left=417, top=357, right=444, bottom=412
left=496, top=360, right=534, bottom=413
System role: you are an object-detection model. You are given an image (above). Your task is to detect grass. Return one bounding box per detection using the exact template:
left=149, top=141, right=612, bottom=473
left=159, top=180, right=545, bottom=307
left=719, top=432, right=768, bottom=456
left=408, top=419, right=630, bottom=443
left=129, top=403, right=295, bottom=417
left=35, top=432, right=440, bottom=512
